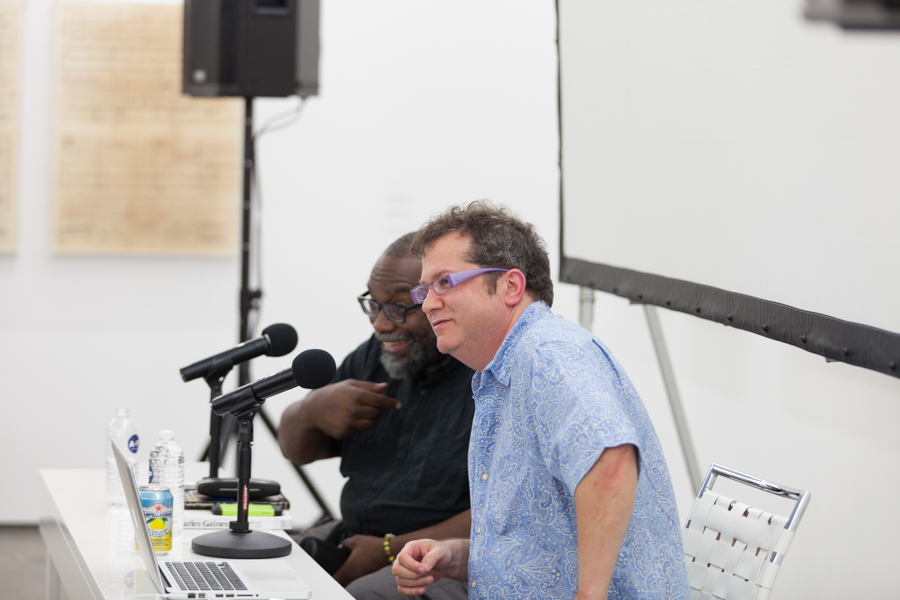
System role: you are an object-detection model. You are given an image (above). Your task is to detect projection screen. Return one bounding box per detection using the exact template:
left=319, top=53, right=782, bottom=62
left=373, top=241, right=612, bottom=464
left=557, top=0, right=900, bottom=379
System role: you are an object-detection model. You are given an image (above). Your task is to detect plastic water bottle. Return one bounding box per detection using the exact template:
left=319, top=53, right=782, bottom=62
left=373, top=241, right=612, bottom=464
left=106, top=408, right=139, bottom=508
left=149, top=430, right=185, bottom=536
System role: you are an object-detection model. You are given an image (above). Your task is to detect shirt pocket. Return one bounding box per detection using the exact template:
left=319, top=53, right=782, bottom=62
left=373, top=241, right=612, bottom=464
left=483, top=455, right=538, bottom=534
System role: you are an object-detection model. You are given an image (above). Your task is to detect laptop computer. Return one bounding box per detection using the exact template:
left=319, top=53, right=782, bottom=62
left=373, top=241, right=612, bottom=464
left=112, top=439, right=312, bottom=599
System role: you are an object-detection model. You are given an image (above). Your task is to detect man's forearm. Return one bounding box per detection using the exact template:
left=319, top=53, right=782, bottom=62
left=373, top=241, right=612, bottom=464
left=277, top=395, right=335, bottom=465
left=334, top=512, right=472, bottom=587
left=573, top=444, right=639, bottom=600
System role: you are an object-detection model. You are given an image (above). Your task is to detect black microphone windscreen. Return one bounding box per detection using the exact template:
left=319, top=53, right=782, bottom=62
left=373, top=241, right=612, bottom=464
left=292, top=349, right=337, bottom=389
left=263, top=323, right=298, bottom=357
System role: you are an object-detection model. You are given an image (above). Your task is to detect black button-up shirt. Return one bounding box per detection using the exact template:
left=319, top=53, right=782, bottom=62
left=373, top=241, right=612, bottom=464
left=324, top=336, right=475, bottom=543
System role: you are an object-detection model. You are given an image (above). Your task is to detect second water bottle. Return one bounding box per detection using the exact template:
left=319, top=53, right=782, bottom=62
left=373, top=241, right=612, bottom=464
left=149, top=430, right=185, bottom=536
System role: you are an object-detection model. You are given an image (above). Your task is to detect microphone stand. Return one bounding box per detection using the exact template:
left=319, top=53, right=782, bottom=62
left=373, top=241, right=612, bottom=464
left=232, top=414, right=257, bottom=532
left=198, top=357, right=281, bottom=497
left=192, top=405, right=292, bottom=559
left=203, top=357, right=234, bottom=479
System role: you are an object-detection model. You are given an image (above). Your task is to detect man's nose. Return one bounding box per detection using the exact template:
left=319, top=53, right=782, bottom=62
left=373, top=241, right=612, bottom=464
left=421, top=288, right=441, bottom=314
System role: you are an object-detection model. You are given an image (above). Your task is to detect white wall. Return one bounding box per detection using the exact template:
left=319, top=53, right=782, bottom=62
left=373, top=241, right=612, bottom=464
left=1, top=0, right=572, bottom=529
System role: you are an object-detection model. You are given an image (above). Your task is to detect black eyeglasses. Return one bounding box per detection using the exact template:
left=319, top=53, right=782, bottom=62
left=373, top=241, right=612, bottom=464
left=357, top=292, right=421, bottom=324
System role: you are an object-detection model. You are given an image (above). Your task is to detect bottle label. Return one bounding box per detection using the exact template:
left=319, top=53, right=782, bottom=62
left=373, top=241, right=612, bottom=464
left=128, top=434, right=139, bottom=454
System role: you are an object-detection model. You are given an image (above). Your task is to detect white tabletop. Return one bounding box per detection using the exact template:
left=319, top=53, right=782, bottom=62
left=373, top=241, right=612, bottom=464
left=39, top=468, right=352, bottom=600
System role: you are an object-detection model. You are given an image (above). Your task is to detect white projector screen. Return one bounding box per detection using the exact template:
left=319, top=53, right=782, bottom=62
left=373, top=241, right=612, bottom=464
left=558, top=0, right=900, bottom=378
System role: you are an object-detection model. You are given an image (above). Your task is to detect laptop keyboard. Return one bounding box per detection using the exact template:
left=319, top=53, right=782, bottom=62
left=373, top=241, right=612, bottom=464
left=164, top=561, right=248, bottom=592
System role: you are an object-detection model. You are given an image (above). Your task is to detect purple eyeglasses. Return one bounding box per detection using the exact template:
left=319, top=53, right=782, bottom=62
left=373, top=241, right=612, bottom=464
left=410, top=268, right=510, bottom=304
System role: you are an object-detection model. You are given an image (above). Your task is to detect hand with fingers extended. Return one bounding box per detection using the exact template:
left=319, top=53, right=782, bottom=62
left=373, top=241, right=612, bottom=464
left=308, top=379, right=400, bottom=440
left=278, top=378, right=400, bottom=465
left=331, top=534, right=388, bottom=587
left=392, top=538, right=469, bottom=596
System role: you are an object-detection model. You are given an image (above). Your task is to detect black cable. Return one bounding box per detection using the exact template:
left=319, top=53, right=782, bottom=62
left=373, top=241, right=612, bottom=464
left=253, top=97, right=305, bottom=141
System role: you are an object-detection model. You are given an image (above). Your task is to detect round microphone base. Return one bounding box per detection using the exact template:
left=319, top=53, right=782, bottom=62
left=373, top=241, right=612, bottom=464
left=191, top=530, right=292, bottom=559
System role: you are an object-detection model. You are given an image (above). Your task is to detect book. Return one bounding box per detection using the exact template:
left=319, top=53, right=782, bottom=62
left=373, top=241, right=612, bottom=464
left=212, top=503, right=283, bottom=517
left=183, top=510, right=294, bottom=530
left=184, top=486, right=291, bottom=510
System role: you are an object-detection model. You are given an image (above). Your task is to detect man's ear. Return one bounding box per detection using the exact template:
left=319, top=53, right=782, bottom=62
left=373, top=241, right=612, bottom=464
left=502, top=269, right=527, bottom=306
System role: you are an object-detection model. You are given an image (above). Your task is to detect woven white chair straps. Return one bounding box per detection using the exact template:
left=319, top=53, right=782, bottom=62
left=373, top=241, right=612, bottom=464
left=683, top=490, right=795, bottom=600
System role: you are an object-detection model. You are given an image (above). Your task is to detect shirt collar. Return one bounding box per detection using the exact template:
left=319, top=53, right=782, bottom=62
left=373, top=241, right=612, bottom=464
left=476, top=301, right=551, bottom=388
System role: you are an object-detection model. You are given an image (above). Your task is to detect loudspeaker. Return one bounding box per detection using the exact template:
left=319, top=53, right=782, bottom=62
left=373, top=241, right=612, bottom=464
left=183, top=0, right=320, bottom=98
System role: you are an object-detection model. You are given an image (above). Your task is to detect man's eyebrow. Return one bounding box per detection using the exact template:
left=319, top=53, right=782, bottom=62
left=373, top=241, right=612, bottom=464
left=418, top=269, right=450, bottom=285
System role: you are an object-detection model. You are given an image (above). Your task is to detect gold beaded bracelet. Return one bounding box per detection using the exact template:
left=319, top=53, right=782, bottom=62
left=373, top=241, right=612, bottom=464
left=383, top=533, right=396, bottom=563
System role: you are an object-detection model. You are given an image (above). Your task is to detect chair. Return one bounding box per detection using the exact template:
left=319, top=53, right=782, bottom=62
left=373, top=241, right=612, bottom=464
left=682, top=464, right=811, bottom=600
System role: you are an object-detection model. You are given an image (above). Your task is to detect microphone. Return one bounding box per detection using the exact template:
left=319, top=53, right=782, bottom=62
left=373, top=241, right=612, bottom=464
left=211, top=349, right=336, bottom=418
left=180, top=323, right=299, bottom=382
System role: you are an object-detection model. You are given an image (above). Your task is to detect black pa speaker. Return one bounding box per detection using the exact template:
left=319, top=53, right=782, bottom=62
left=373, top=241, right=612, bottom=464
left=183, top=0, right=320, bottom=98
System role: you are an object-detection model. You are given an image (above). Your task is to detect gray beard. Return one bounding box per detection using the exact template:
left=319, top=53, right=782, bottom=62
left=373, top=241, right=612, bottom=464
left=377, top=327, right=443, bottom=380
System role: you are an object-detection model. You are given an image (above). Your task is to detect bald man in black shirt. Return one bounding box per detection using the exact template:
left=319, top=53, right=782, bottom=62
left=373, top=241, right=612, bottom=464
left=279, top=234, right=473, bottom=600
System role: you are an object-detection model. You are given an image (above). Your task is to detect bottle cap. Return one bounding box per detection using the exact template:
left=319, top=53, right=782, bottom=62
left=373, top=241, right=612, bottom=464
left=159, top=430, right=175, bottom=440
left=115, top=408, right=129, bottom=417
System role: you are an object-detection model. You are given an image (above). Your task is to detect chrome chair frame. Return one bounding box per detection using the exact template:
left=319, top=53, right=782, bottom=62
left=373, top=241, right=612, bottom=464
left=683, top=463, right=811, bottom=599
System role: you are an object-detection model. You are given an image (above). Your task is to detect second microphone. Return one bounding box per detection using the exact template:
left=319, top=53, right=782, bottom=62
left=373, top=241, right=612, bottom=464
left=212, top=349, right=336, bottom=418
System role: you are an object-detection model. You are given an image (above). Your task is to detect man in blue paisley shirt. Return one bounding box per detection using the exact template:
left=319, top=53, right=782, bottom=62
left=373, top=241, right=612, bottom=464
left=392, top=202, right=690, bottom=599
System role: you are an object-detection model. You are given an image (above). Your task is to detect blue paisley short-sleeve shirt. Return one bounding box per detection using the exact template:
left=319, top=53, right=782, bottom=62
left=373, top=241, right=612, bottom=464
left=467, top=301, right=690, bottom=599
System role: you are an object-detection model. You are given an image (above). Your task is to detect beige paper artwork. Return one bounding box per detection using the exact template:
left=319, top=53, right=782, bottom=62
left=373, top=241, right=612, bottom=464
left=53, top=2, right=242, bottom=255
left=0, top=0, right=22, bottom=253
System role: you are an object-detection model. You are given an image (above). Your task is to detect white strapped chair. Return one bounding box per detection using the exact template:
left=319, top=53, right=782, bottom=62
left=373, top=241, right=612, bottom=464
left=682, top=464, right=811, bottom=600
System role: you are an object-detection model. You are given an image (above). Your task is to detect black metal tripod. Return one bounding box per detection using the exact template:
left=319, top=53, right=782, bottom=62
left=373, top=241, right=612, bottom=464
left=198, top=97, right=333, bottom=521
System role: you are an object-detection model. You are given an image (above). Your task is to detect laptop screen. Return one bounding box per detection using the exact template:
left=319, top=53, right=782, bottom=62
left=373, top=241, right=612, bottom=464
left=111, top=438, right=168, bottom=594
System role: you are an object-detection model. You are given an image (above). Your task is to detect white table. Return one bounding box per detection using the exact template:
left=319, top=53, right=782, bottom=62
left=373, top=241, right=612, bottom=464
left=39, top=469, right=352, bottom=600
